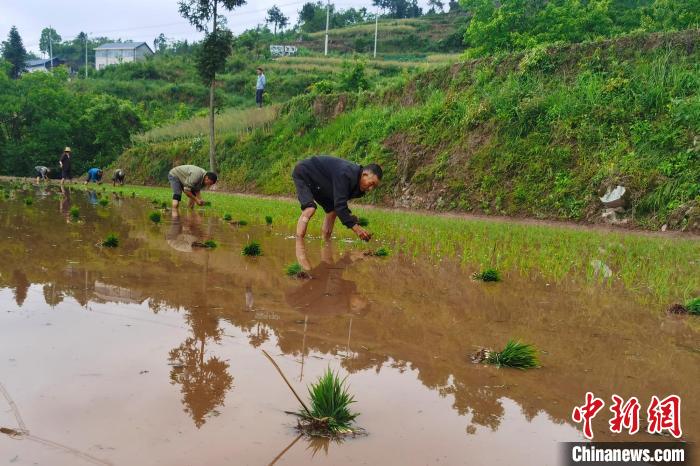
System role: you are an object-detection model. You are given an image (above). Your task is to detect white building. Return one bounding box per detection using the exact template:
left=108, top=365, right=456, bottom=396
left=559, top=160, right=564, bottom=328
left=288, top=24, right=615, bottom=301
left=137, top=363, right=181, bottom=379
left=94, top=42, right=154, bottom=70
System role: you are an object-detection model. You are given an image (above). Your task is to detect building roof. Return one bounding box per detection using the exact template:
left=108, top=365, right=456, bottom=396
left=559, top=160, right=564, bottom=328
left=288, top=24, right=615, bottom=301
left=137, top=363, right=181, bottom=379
left=25, top=58, right=60, bottom=67
left=95, top=41, right=153, bottom=52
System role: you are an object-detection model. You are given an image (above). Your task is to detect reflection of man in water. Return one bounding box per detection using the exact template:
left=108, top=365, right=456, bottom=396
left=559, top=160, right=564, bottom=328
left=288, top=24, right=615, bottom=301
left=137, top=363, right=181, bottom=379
left=285, top=239, right=369, bottom=316
left=166, top=211, right=203, bottom=252
left=58, top=186, right=71, bottom=222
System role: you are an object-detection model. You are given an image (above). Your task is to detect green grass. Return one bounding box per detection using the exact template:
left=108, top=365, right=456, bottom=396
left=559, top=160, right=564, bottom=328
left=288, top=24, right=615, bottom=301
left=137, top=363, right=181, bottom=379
left=72, top=184, right=700, bottom=305
left=149, top=211, right=162, bottom=223
left=98, top=198, right=109, bottom=207
left=687, top=297, right=700, bottom=316
left=242, top=241, right=262, bottom=256
left=223, top=213, right=232, bottom=221
left=102, top=233, right=119, bottom=248
left=486, top=340, right=539, bottom=369
left=286, top=262, right=303, bottom=276
left=473, top=268, right=501, bottom=282
left=300, top=368, right=358, bottom=435
left=69, top=206, right=80, bottom=220
left=135, top=106, right=278, bottom=144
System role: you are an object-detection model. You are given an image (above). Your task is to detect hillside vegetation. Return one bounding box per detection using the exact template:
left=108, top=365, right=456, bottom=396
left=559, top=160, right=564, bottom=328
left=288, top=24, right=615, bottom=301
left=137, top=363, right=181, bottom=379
left=115, top=30, right=700, bottom=230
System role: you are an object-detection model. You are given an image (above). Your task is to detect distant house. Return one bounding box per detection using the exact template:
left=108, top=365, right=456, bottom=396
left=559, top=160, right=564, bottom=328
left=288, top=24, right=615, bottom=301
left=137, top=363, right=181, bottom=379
left=25, top=57, right=65, bottom=73
left=94, top=42, right=154, bottom=70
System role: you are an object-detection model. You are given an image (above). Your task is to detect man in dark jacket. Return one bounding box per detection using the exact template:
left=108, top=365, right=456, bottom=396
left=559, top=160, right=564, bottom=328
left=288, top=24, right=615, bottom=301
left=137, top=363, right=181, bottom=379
left=292, top=155, right=382, bottom=241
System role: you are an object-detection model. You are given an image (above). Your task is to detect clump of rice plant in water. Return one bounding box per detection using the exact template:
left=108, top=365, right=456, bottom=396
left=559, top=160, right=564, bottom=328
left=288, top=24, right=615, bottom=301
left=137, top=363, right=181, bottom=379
left=285, top=262, right=310, bottom=279
left=364, top=247, right=389, bottom=257
left=102, top=233, right=119, bottom=248
left=98, top=198, right=109, bottom=207
left=686, top=297, right=700, bottom=316
left=202, top=201, right=212, bottom=206
left=131, top=192, right=136, bottom=198
left=149, top=211, right=162, bottom=224
left=483, top=340, right=539, bottom=369
left=160, top=201, right=168, bottom=209
left=472, top=268, right=501, bottom=282
left=151, top=199, right=159, bottom=205
left=242, top=241, right=262, bottom=256
left=24, top=198, right=33, bottom=206
left=357, top=217, right=369, bottom=227
left=69, top=206, right=80, bottom=221
left=191, top=240, right=218, bottom=249
left=223, top=213, right=232, bottom=222
left=265, top=215, right=273, bottom=225
left=230, top=219, right=248, bottom=226
left=299, top=368, right=359, bottom=435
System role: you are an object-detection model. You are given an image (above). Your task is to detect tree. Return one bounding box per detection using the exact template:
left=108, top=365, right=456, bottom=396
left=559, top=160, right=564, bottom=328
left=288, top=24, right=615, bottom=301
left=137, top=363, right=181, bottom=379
left=372, top=0, right=423, bottom=19
left=428, top=0, right=445, bottom=13
left=154, top=33, right=167, bottom=53
left=39, top=27, right=61, bottom=56
left=178, top=0, right=247, bottom=172
left=266, top=5, right=289, bottom=35
left=449, top=0, right=463, bottom=12
left=2, top=26, right=27, bottom=79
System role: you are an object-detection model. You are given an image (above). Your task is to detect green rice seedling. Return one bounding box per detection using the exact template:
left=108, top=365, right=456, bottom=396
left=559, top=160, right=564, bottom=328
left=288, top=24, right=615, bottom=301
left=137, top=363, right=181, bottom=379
left=223, top=213, right=233, bottom=222
left=69, top=206, right=80, bottom=220
left=149, top=211, right=162, bottom=224
left=486, top=340, right=539, bottom=369
left=98, top=198, right=109, bottom=207
left=237, top=219, right=248, bottom=226
left=357, top=217, right=369, bottom=227
left=473, top=268, right=501, bottom=282
left=299, top=368, right=359, bottom=434
left=102, top=233, right=119, bottom=248
left=286, top=262, right=303, bottom=276
left=687, top=297, right=700, bottom=316
left=265, top=215, right=273, bottom=225
left=203, top=240, right=218, bottom=249
left=375, top=247, right=389, bottom=257
left=24, top=198, right=33, bottom=206
left=160, top=201, right=167, bottom=209
left=242, top=241, right=262, bottom=256
left=131, top=192, right=136, bottom=198
left=151, top=198, right=159, bottom=205
left=202, top=201, right=212, bottom=206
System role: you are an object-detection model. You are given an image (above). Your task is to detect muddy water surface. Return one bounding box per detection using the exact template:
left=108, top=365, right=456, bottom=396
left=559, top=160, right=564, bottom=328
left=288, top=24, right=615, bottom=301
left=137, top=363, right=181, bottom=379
left=0, top=186, right=698, bottom=466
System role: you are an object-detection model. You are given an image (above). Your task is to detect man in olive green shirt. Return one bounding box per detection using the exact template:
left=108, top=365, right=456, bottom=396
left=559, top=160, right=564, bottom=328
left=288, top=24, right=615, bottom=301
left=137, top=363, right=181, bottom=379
left=168, top=165, right=218, bottom=209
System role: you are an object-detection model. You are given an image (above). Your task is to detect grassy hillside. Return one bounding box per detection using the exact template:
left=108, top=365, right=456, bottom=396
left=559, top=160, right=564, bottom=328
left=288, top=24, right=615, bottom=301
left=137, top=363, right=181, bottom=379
left=115, top=30, right=700, bottom=231
left=298, top=14, right=468, bottom=54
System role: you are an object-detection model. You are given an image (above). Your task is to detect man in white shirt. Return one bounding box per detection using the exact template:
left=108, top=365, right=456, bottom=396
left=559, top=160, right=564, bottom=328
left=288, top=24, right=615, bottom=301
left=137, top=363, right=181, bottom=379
left=256, top=67, right=266, bottom=108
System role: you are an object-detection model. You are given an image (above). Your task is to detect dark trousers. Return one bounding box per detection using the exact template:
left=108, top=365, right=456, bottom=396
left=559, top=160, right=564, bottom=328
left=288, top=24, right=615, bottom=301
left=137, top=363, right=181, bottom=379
left=256, top=89, right=264, bottom=107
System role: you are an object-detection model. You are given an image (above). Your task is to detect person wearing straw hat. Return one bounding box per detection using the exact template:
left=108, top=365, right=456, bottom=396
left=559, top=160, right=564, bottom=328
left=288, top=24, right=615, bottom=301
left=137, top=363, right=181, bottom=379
left=59, top=147, right=72, bottom=186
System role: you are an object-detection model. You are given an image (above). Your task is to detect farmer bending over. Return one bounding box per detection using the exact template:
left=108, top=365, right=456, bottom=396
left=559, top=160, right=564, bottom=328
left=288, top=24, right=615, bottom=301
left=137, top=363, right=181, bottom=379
left=112, top=169, right=125, bottom=186
left=292, top=155, right=382, bottom=241
left=168, top=164, right=217, bottom=209
left=35, top=166, right=50, bottom=183
left=85, top=168, right=103, bottom=184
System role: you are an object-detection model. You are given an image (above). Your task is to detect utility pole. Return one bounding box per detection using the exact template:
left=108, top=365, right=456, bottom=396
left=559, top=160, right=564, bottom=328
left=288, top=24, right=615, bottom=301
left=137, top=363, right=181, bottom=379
left=49, top=26, right=53, bottom=71
left=85, top=33, right=88, bottom=78
left=373, top=9, right=379, bottom=58
left=324, top=0, right=330, bottom=56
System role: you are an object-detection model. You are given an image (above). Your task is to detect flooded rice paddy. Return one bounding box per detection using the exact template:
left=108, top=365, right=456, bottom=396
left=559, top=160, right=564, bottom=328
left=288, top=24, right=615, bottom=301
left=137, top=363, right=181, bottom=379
left=0, top=184, right=698, bottom=466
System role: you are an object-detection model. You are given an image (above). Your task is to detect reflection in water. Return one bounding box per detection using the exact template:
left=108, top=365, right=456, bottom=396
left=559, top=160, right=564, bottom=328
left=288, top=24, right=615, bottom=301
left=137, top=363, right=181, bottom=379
left=166, top=211, right=203, bottom=253
left=287, top=240, right=369, bottom=316
left=168, top=305, right=233, bottom=428
left=11, top=270, right=29, bottom=307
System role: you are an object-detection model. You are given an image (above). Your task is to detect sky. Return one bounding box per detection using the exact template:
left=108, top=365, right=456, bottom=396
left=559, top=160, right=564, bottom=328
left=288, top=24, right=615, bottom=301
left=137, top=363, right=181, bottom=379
left=1, top=0, right=433, bottom=55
